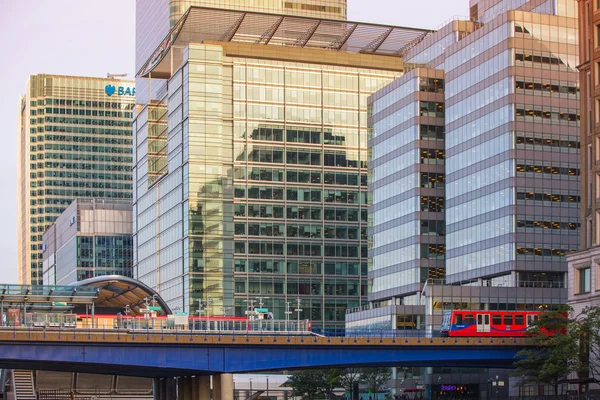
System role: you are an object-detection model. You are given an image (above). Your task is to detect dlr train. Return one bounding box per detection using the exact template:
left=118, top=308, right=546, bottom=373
left=440, top=310, right=545, bottom=337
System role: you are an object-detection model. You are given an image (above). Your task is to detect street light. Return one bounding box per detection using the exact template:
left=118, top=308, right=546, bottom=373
left=249, top=378, right=253, bottom=399
left=206, top=296, right=212, bottom=331
left=266, top=376, right=269, bottom=400
left=197, top=299, right=203, bottom=330
left=295, top=298, right=303, bottom=331
left=285, top=301, right=292, bottom=331
left=244, top=299, right=257, bottom=332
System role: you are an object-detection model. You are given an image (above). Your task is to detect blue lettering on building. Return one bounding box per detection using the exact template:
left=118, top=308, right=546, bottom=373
left=105, top=84, right=135, bottom=97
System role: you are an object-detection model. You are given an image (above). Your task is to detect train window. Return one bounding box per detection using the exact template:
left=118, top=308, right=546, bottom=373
left=527, top=315, right=539, bottom=326
left=464, top=314, right=475, bottom=324
left=492, top=315, right=502, bottom=325
left=453, top=314, right=463, bottom=324
left=515, top=315, right=524, bottom=325
left=504, top=315, right=512, bottom=325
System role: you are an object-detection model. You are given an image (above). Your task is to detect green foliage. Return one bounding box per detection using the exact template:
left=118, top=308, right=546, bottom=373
left=289, top=368, right=392, bottom=400
left=289, top=368, right=343, bottom=400
left=513, top=306, right=577, bottom=394
left=359, top=368, right=392, bottom=396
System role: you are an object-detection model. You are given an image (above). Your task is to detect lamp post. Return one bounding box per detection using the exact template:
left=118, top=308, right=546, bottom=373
left=249, top=378, right=253, bottom=399
left=256, top=297, right=269, bottom=331
left=244, top=299, right=256, bottom=332
left=266, top=376, right=269, bottom=400
left=206, top=296, right=212, bottom=331
left=294, top=298, right=303, bottom=331
left=197, top=299, right=203, bottom=330
left=285, top=301, right=292, bottom=331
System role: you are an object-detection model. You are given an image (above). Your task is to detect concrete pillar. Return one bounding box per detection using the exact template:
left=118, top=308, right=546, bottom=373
left=178, top=378, right=185, bottom=400
left=198, top=375, right=211, bottom=400
left=192, top=376, right=200, bottom=400
left=220, top=374, right=234, bottom=400
left=182, top=377, right=193, bottom=400
left=153, top=378, right=162, bottom=400
left=213, top=375, right=222, bottom=400
left=165, top=377, right=177, bottom=400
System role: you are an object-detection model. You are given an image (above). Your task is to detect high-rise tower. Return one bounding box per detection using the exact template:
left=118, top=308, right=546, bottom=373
left=17, top=75, right=135, bottom=284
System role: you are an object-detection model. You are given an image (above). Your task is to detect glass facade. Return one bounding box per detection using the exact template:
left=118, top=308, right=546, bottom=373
left=41, top=199, right=133, bottom=285
left=135, top=0, right=347, bottom=106
left=133, top=35, right=405, bottom=331
left=18, top=75, right=135, bottom=285
left=445, top=10, right=580, bottom=284
left=368, top=69, right=446, bottom=303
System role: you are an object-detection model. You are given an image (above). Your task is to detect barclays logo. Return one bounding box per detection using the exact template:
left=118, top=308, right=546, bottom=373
left=105, top=84, right=135, bottom=97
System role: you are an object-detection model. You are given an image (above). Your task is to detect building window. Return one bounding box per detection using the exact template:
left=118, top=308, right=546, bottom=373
left=579, top=267, right=591, bottom=294
left=596, top=24, right=600, bottom=47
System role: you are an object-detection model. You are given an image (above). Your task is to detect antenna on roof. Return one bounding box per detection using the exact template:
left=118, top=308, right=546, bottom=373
left=107, top=73, right=128, bottom=79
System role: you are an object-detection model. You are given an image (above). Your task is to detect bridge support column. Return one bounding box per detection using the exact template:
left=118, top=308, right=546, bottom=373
left=178, top=377, right=193, bottom=400
left=153, top=378, right=169, bottom=400
left=219, top=374, right=234, bottom=400
left=197, top=375, right=211, bottom=400
left=165, top=377, right=177, bottom=400
left=213, top=375, right=221, bottom=400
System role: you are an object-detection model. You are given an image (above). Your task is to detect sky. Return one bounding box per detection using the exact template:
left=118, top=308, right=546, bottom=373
left=0, top=0, right=469, bottom=284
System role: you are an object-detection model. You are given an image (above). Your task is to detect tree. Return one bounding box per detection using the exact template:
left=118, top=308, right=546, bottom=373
left=340, top=368, right=362, bottom=400
left=513, top=307, right=577, bottom=394
left=568, top=306, right=600, bottom=383
left=359, top=368, right=392, bottom=398
left=290, top=369, right=344, bottom=400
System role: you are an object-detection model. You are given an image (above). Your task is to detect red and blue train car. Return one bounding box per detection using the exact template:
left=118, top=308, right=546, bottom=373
left=440, top=310, right=544, bottom=337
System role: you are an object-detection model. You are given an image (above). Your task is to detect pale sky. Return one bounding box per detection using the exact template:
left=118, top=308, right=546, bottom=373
left=0, top=0, right=469, bottom=284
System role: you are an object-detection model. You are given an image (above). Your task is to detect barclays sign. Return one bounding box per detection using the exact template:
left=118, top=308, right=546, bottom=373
left=105, top=84, right=135, bottom=97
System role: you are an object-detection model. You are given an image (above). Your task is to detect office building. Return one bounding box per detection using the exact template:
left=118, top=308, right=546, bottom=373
left=566, top=0, right=600, bottom=294
left=133, top=2, right=431, bottom=331
left=347, top=0, right=579, bottom=396
left=42, top=199, right=133, bottom=285
left=18, top=75, right=135, bottom=285
left=135, top=0, right=347, bottom=107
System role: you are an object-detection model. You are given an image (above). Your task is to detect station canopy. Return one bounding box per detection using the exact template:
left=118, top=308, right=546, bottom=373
left=72, top=276, right=171, bottom=316
left=137, top=6, right=432, bottom=78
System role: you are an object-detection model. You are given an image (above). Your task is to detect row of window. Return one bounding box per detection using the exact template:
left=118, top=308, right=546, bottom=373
left=235, top=241, right=368, bottom=258
left=237, top=167, right=367, bottom=186
left=235, top=280, right=363, bottom=296
left=516, top=164, right=579, bottom=177
left=420, top=101, right=445, bottom=118
left=43, top=128, right=132, bottom=138
left=36, top=98, right=133, bottom=109
left=234, top=223, right=367, bottom=239
left=515, top=107, right=580, bottom=123
left=42, top=144, right=132, bottom=153
left=515, top=219, right=579, bottom=231
left=516, top=135, right=580, bottom=151
left=515, top=79, right=579, bottom=96
left=42, top=154, right=132, bottom=163
left=30, top=190, right=131, bottom=199
left=421, top=196, right=445, bottom=212
left=421, top=172, right=445, bottom=189
left=233, top=260, right=366, bottom=276
left=516, top=191, right=580, bottom=205
left=33, top=181, right=132, bottom=190
left=42, top=117, right=131, bottom=127
left=516, top=247, right=577, bottom=257
left=244, top=147, right=365, bottom=168
left=41, top=162, right=131, bottom=171
left=234, top=204, right=367, bottom=222
left=43, top=108, right=132, bottom=118
left=234, top=186, right=367, bottom=204
left=248, top=125, right=358, bottom=146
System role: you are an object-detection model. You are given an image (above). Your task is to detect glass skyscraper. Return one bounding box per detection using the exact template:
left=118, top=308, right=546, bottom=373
left=41, top=198, right=133, bottom=285
left=18, top=75, right=135, bottom=284
left=133, top=3, right=429, bottom=331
